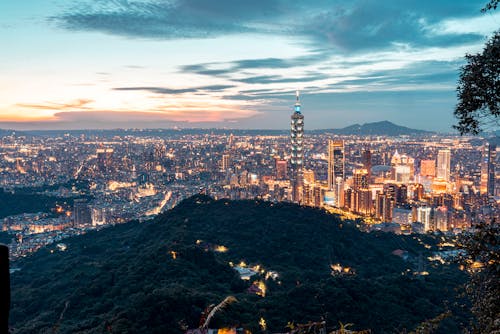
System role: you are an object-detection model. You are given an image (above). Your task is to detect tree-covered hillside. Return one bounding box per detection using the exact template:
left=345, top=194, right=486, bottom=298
left=10, top=195, right=467, bottom=333
left=0, top=189, right=69, bottom=219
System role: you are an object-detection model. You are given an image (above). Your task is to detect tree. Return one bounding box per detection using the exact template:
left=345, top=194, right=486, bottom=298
left=482, top=0, right=499, bottom=12
left=454, top=31, right=500, bottom=134
left=459, top=223, right=500, bottom=333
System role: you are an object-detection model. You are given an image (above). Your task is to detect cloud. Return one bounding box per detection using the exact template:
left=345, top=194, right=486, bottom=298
left=235, top=73, right=329, bottom=84
left=53, top=0, right=490, bottom=53
left=50, top=110, right=251, bottom=123
left=53, top=0, right=287, bottom=39
left=180, top=52, right=329, bottom=78
left=324, top=60, right=460, bottom=90
left=16, top=99, right=94, bottom=111
left=113, top=85, right=235, bottom=95
left=0, top=107, right=262, bottom=130
left=299, top=0, right=485, bottom=52
left=35, top=0, right=498, bottom=131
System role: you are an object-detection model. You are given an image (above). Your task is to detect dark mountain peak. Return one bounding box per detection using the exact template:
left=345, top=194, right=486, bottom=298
left=332, top=120, right=432, bottom=136
left=372, top=120, right=395, bottom=126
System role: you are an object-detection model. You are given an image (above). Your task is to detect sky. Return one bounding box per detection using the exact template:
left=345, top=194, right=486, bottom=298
left=0, top=0, right=499, bottom=131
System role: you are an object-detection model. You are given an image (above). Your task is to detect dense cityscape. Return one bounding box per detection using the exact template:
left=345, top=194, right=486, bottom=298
left=2, top=1, right=500, bottom=333
left=0, top=94, right=498, bottom=261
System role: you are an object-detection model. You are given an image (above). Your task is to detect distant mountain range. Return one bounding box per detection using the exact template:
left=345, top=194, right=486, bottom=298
left=320, top=120, right=433, bottom=136
left=0, top=121, right=434, bottom=137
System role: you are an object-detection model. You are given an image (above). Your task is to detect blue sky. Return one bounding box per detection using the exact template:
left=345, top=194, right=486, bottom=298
left=0, top=0, right=498, bottom=131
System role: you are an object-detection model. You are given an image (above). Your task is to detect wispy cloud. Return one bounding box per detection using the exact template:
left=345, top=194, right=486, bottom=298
left=53, top=0, right=488, bottom=52
left=53, top=0, right=287, bottom=39
left=16, top=99, right=94, bottom=111
left=51, top=0, right=497, bottom=102
left=113, top=85, right=235, bottom=94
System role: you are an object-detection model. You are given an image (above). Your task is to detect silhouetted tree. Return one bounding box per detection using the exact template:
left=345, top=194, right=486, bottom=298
left=459, top=223, right=500, bottom=333
left=454, top=1, right=499, bottom=134
left=482, top=0, right=499, bottom=12
left=454, top=31, right=499, bottom=134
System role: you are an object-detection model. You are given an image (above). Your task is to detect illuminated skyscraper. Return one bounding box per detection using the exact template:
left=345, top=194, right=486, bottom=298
left=353, top=169, right=369, bottom=190
left=303, top=169, right=315, bottom=184
left=417, top=206, right=432, bottom=232
left=290, top=91, right=304, bottom=203
left=436, top=149, right=451, bottom=181
left=275, top=159, right=287, bottom=180
left=73, top=199, right=91, bottom=227
left=327, top=140, right=345, bottom=189
left=375, top=192, right=393, bottom=222
left=221, top=153, right=231, bottom=171
left=394, top=165, right=411, bottom=184
left=480, top=142, right=497, bottom=196
left=420, top=159, right=436, bottom=177
left=362, top=149, right=372, bottom=181
left=435, top=206, right=449, bottom=232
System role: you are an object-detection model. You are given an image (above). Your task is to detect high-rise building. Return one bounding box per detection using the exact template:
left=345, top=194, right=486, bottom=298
left=392, top=207, right=412, bottom=226
left=362, top=149, right=372, bottom=181
left=91, top=207, right=107, bottom=226
left=221, top=154, right=231, bottom=171
left=353, top=189, right=372, bottom=215
left=416, top=206, right=432, bottom=232
left=436, top=149, right=451, bottom=181
left=394, top=165, right=411, bottom=184
left=391, top=151, right=415, bottom=182
left=353, top=169, right=369, bottom=190
left=435, top=206, right=448, bottom=232
left=480, top=142, right=496, bottom=196
left=327, top=140, right=345, bottom=190
left=384, top=183, right=407, bottom=205
left=375, top=192, right=393, bottom=222
left=313, top=185, right=323, bottom=207
left=73, top=199, right=91, bottom=227
left=350, top=169, right=371, bottom=215
left=303, top=183, right=313, bottom=206
left=411, top=183, right=425, bottom=201
left=303, top=169, right=315, bottom=184
left=420, top=159, right=436, bottom=177
left=275, top=159, right=287, bottom=180
left=335, top=177, right=345, bottom=207
left=290, top=91, right=304, bottom=203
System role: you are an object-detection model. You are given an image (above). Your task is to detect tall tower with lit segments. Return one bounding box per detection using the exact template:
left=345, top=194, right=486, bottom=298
left=290, top=91, right=304, bottom=203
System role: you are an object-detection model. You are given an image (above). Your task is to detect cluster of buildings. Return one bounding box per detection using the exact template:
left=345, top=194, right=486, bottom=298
left=0, top=94, right=498, bottom=258
left=282, top=93, right=498, bottom=234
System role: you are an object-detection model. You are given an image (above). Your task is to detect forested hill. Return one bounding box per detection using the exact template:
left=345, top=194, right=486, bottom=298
left=10, top=195, right=467, bottom=333
left=0, top=188, right=67, bottom=219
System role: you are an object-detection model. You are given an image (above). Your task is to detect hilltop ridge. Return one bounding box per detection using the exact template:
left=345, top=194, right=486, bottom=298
left=326, top=120, right=432, bottom=136
left=10, top=195, right=466, bottom=333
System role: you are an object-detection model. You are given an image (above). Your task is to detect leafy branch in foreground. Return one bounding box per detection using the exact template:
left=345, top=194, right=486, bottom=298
left=454, top=31, right=500, bottom=135
left=482, top=0, right=499, bottom=12
left=458, top=223, right=500, bottom=333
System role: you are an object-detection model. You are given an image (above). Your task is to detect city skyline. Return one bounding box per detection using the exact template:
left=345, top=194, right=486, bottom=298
left=1, top=1, right=499, bottom=131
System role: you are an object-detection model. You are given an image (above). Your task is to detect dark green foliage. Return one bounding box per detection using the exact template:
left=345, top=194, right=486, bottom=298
left=10, top=195, right=467, bottom=333
left=0, top=232, right=12, bottom=244
left=0, top=188, right=69, bottom=219
left=482, top=0, right=499, bottom=12
left=459, top=223, right=500, bottom=333
left=454, top=31, right=500, bottom=134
